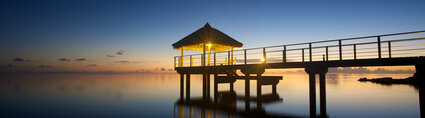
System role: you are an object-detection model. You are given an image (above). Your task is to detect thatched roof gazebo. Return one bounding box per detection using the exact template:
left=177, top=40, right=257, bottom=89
left=173, top=23, right=243, bottom=67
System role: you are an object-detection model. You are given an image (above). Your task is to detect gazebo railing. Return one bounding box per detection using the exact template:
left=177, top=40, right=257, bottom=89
left=174, top=30, right=425, bottom=68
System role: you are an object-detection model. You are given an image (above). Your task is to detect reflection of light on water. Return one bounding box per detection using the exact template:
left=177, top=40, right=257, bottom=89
left=0, top=73, right=420, bottom=117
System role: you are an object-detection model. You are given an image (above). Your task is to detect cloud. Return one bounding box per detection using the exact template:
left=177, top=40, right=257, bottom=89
left=138, top=60, right=163, bottom=63
left=114, top=61, right=138, bottom=64
left=86, top=64, right=96, bottom=67
left=14, top=58, right=30, bottom=62
left=75, top=58, right=87, bottom=61
left=116, top=51, right=125, bottom=55
left=38, top=65, right=52, bottom=68
left=106, top=55, right=115, bottom=57
left=7, top=64, right=13, bottom=68
left=58, top=58, right=71, bottom=62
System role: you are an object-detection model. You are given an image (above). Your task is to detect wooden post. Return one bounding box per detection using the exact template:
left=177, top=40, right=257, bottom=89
left=319, top=74, right=327, bottom=118
left=325, top=46, right=328, bottom=61
left=302, top=49, right=305, bottom=62
left=231, top=48, right=234, bottom=65
left=309, top=73, right=316, bottom=117
left=257, top=73, right=262, bottom=109
left=263, top=48, right=266, bottom=64
left=208, top=48, right=211, bottom=66
left=257, top=74, right=262, bottom=97
left=230, top=81, right=234, bottom=91
left=245, top=74, right=250, bottom=111
left=174, top=57, right=176, bottom=68
left=228, top=51, right=231, bottom=65
left=354, top=44, right=357, bottom=60
left=190, top=55, right=193, bottom=67
left=180, top=74, right=184, bottom=99
left=203, top=44, right=206, bottom=66
left=202, top=74, right=206, bottom=99
left=181, top=49, right=184, bottom=67
left=186, top=74, right=190, bottom=100
left=207, top=74, right=210, bottom=97
left=214, top=74, right=218, bottom=103
left=283, top=45, right=287, bottom=63
left=244, top=49, right=247, bottom=65
left=377, top=36, right=381, bottom=59
left=214, top=52, right=216, bottom=66
left=339, top=40, right=342, bottom=60
left=388, top=41, right=392, bottom=58
left=309, top=43, right=312, bottom=62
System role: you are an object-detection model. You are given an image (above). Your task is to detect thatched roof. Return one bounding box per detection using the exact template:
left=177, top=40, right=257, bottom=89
left=172, top=23, right=243, bottom=51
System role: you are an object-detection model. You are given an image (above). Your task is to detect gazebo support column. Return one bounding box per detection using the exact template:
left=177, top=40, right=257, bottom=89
left=231, top=48, right=234, bottom=65
left=203, top=44, right=206, bottom=66
left=208, top=45, right=211, bottom=66
left=180, top=49, right=184, bottom=67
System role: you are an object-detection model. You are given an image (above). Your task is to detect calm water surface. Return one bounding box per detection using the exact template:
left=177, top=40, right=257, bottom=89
left=0, top=73, right=419, bottom=118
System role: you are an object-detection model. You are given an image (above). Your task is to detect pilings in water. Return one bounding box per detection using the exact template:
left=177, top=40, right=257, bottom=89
left=415, top=59, right=425, bottom=118
left=178, top=65, right=286, bottom=117
left=202, top=73, right=212, bottom=99
left=241, top=65, right=266, bottom=111
left=245, top=73, right=250, bottom=111
left=206, top=74, right=210, bottom=98
left=256, top=73, right=263, bottom=110
left=319, top=73, right=327, bottom=118
left=214, top=74, right=218, bottom=103
left=414, top=57, right=425, bottom=118
left=186, top=74, right=190, bottom=101
left=203, top=74, right=206, bottom=99
left=419, top=86, right=425, bottom=118
left=414, top=59, right=425, bottom=78
left=176, top=66, right=288, bottom=118
left=307, top=73, right=316, bottom=117
left=180, top=74, right=184, bottom=100
left=305, top=65, right=328, bottom=118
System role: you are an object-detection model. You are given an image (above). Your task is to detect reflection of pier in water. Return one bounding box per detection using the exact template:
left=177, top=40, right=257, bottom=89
left=174, top=74, right=329, bottom=118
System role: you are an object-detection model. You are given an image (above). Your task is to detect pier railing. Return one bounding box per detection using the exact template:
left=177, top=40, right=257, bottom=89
left=174, top=30, right=425, bottom=68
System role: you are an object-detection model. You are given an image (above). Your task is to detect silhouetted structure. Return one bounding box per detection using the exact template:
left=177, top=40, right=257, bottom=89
left=174, top=74, right=297, bottom=118
left=173, top=29, right=425, bottom=117
left=173, top=23, right=243, bottom=67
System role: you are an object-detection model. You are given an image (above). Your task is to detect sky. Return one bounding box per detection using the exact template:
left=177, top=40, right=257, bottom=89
left=1, top=0, right=425, bottom=72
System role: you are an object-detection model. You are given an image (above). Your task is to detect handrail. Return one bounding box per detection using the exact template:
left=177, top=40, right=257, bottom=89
left=175, top=30, right=425, bottom=67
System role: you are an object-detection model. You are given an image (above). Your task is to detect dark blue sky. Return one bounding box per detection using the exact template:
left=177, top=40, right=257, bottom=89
left=1, top=0, right=424, bottom=72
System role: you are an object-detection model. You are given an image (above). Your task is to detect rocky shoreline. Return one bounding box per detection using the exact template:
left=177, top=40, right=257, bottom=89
left=358, top=76, right=423, bottom=87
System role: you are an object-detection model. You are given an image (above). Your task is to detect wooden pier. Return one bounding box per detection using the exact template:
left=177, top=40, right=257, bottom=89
left=174, top=30, right=425, bottom=118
